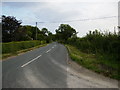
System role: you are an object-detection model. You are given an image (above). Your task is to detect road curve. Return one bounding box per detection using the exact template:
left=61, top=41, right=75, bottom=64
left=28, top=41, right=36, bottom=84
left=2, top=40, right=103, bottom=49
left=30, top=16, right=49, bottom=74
left=2, top=42, right=118, bottom=88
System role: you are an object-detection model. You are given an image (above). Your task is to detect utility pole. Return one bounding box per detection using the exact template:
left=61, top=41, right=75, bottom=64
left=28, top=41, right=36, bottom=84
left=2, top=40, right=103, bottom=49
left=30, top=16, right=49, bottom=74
left=36, top=22, right=37, bottom=40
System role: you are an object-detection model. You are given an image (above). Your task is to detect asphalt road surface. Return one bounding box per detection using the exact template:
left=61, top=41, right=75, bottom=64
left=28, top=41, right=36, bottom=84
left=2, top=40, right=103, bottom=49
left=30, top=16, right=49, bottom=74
left=2, top=42, right=118, bottom=88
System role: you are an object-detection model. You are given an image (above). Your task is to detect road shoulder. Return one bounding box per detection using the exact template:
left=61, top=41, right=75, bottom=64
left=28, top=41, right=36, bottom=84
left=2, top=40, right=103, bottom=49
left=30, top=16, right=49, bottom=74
left=67, top=56, right=118, bottom=88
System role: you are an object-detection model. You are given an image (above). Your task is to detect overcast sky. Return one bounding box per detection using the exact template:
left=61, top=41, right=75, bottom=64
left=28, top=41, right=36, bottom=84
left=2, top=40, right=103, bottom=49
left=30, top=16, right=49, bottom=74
left=2, top=0, right=119, bottom=37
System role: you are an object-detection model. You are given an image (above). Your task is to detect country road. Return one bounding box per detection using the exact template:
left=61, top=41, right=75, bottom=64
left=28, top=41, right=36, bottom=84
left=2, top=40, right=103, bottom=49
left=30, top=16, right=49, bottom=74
left=2, top=42, right=118, bottom=88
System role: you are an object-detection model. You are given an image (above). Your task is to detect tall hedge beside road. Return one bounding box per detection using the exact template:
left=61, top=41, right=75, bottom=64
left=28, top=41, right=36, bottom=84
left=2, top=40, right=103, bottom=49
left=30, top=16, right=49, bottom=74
left=67, top=30, right=120, bottom=61
left=2, top=40, right=46, bottom=54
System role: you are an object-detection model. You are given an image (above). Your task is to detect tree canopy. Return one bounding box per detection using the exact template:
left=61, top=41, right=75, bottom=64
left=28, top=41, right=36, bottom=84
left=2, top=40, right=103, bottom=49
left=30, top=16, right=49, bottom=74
left=2, top=15, right=54, bottom=43
left=2, top=15, right=22, bottom=42
left=55, top=24, right=77, bottom=43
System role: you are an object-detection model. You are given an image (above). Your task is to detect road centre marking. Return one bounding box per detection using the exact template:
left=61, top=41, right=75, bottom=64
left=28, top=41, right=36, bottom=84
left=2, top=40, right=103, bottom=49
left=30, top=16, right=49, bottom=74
left=21, top=45, right=55, bottom=67
left=46, top=49, right=51, bottom=53
left=21, top=55, right=42, bottom=67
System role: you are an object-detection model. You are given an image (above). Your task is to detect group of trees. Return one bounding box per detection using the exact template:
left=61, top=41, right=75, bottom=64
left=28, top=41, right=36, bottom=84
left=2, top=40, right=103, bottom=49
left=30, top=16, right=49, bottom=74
left=2, top=15, right=54, bottom=43
left=2, top=15, right=77, bottom=43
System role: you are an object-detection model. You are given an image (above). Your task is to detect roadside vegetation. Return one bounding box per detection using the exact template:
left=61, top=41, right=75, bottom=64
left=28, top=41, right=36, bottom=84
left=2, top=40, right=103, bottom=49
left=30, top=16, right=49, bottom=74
left=2, top=40, right=46, bottom=54
left=2, top=40, right=46, bottom=59
left=54, top=21, right=119, bottom=80
left=1, top=15, right=119, bottom=79
left=66, top=30, right=119, bottom=80
left=1, top=15, right=53, bottom=59
left=66, top=45, right=119, bottom=80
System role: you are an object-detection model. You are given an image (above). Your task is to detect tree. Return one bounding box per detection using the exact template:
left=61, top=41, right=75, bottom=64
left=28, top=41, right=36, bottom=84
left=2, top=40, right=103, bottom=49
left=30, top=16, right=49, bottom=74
left=22, top=25, right=40, bottom=40
left=41, top=28, right=48, bottom=36
left=14, top=26, right=32, bottom=41
left=2, top=15, right=22, bottom=42
left=55, top=24, right=77, bottom=42
left=40, top=28, right=54, bottom=43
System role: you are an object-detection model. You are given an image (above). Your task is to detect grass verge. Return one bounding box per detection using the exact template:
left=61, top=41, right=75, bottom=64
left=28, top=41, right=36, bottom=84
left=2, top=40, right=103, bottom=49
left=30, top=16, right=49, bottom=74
left=66, top=44, right=119, bottom=80
left=0, top=42, right=47, bottom=60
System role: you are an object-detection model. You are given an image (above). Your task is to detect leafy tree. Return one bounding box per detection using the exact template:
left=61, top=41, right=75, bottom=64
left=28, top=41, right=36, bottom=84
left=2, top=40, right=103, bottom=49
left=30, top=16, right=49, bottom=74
left=47, top=31, right=53, bottom=43
left=55, top=24, right=77, bottom=43
left=2, top=15, right=22, bottom=42
left=41, top=28, right=48, bottom=36
left=22, top=25, right=40, bottom=40
left=40, top=28, right=54, bottom=43
left=14, top=26, right=32, bottom=41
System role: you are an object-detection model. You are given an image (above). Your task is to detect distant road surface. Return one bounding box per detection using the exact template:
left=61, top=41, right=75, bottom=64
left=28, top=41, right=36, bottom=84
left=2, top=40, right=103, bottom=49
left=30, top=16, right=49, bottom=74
left=2, top=42, right=118, bottom=88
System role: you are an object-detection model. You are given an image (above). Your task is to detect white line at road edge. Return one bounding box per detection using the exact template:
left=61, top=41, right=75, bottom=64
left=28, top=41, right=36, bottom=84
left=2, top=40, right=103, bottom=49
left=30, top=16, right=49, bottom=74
left=21, top=55, right=42, bottom=68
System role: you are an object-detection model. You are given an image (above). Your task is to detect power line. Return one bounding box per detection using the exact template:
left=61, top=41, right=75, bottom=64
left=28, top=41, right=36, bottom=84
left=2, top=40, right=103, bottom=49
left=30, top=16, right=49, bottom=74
left=36, top=16, right=118, bottom=23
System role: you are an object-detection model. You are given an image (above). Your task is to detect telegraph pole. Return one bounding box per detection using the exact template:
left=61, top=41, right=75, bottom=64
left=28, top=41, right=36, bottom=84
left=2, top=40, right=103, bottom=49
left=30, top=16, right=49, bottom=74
left=36, top=22, right=37, bottom=40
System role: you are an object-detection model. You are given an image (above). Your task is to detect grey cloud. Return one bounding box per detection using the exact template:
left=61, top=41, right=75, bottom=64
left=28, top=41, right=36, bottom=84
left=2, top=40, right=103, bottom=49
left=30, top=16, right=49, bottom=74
left=2, top=2, right=46, bottom=8
left=2, top=1, right=118, bottom=37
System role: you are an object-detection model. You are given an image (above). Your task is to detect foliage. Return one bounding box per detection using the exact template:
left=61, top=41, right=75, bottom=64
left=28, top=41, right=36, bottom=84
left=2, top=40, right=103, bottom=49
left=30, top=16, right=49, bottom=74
left=67, top=30, right=120, bottom=61
left=2, top=15, right=53, bottom=43
left=2, top=15, right=22, bottom=42
left=55, top=24, right=77, bottom=43
left=66, top=45, right=119, bottom=80
left=13, top=26, right=33, bottom=41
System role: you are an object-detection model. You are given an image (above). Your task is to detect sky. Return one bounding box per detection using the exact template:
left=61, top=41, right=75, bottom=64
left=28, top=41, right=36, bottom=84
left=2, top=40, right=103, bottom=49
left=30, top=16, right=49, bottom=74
left=2, top=0, right=119, bottom=37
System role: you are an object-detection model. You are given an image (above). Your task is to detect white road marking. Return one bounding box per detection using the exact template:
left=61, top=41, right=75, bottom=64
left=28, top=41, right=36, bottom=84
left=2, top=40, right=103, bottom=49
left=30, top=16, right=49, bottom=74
left=46, top=49, right=51, bottom=53
left=52, top=47, right=54, bottom=48
left=21, top=55, right=42, bottom=67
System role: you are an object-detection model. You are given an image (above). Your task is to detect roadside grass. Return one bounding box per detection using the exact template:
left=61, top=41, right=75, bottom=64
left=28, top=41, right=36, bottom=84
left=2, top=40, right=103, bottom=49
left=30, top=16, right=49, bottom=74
left=66, top=45, right=119, bottom=80
left=2, top=44, right=47, bottom=60
left=1, top=40, right=47, bottom=60
left=2, top=40, right=46, bottom=54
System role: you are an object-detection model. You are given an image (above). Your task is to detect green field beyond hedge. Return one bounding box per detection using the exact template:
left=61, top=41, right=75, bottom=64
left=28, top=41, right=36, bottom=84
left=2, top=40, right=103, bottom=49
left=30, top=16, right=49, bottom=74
left=2, top=40, right=46, bottom=54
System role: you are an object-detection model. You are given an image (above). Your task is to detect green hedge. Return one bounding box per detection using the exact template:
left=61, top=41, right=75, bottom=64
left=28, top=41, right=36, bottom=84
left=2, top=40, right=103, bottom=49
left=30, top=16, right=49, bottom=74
left=2, top=40, right=46, bottom=54
left=67, top=30, right=120, bottom=61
